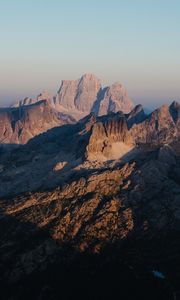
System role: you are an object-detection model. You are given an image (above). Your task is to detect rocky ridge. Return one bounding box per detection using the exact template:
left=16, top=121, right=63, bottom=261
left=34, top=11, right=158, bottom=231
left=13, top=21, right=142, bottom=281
left=12, top=74, right=134, bottom=120
left=0, top=100, right=74, bottom=145
left=0, top=83, right=180, bottom=299
left=0, top=136, right=180, bottom=299
left=131, top=102, right=180, bottom=147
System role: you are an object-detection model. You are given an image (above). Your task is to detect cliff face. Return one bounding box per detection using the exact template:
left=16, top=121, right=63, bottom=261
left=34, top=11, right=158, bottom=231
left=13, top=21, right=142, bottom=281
left=0, top=100, right=71, bottom=145
left=12, top=74, right=134, bottom=120
left=54, top=74, right=102, bottom=119
left=130, top=104, right=180, bottom=147
left=0, top=100, right=180, bottom=299
left=55, top=74, right=134, bottom=119
left=74, top=74, right=102, bottom=112
left=169, top=101, right=180, bottom=130
left=126, top=104, right=147, bottom=128
left=87, top=113, right=134, bottom=161
left=12, top=91, right=54, bottom=108
left=98, top=82, right=134, bottom=116
left=1, top=98, right=180, bottom=150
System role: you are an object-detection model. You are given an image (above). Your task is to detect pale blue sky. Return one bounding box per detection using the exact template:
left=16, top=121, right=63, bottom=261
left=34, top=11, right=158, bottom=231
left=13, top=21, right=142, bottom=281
left=0, top=0, right=180, bottom=108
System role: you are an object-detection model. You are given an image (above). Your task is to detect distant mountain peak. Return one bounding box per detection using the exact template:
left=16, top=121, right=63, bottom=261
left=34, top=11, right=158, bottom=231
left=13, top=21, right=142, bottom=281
left=11, top=74, right=134, bottom=120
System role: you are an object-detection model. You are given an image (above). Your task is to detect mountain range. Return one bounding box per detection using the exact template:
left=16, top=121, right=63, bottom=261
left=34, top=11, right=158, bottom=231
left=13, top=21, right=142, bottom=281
left=0, top=74, right=180, bottom=299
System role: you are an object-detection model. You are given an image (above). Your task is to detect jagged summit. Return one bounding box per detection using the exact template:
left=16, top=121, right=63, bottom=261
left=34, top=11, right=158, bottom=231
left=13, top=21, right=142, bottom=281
left=11, top=74, right=134, bottom=120
left=169, top=100, right=180, bottom=124
left=126, top=104, right=147, bottom=128
left=0, top=100, right=72, bottom=145
left=98, top=82, right=134, bottom=116
left=0, top=94, right=180, bottom=300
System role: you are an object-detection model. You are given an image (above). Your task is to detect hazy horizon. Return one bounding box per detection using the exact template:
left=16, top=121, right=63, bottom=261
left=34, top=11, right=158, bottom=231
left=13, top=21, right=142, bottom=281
left=1, top=0, right=180, bottom=108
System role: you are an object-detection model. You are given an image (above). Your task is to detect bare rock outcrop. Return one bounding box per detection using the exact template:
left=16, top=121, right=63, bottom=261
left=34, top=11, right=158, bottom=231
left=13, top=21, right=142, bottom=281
left=98, top=82, right=134, bottom=116
left=126, top=104, right=147, bottom=128
left=54, top=74, right=102, bottom=119
left=87, top=113, right=134, bottom=161
left=12, top=90, right=54, bottom=108
left=0, top=101, right=180, bottom=299
left=74, top=74, right=102, bottom=112
left=11, top=74, right=134, bottom=121
left=0, top=100, right=71, bottom=145
left=130, top=104, right=179, bottom=147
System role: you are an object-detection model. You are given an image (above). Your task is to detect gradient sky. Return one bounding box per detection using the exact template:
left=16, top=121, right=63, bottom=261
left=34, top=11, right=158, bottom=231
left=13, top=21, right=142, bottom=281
left=0, top=0, right=180, bottom=108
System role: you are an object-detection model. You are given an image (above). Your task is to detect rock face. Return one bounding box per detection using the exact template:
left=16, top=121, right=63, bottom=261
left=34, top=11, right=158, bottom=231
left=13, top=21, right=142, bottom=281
left=12, top=74, right=134, bottom=120
left=74, top=74, right=102, bottom=112
left=0, top=101, right=179, bottom=196
left=54, top=74, right=102, bottom=119
left=87, top=113, right=134, bottom=161
left=0, top=136, right=180, bottom=299
left=12, top=90, right=54, bottom=108
left=1, top=97, right=180, bottom=151
left=98, top=82, right=134, bottom=116
left=2, top=74, right=134, bottom=146
left=0, top=100, right=71, bottom=145
left=0, top=111, right=135, bottom=197
left=0, top=99, right=180, bottom=299
left=55, top=74, right=134, bottom=119
left=126, top=104, right=147, bottom=128
left=130, top=103, right=180, bottom=147
left=169, top=101, right=180, bottom=129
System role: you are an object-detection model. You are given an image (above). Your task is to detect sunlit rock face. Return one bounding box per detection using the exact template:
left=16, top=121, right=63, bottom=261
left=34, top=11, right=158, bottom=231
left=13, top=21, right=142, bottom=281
left=98, top=82, right=134, bottom=116
left=126, top=104, right=147, bottom=128
left=12, top=74, right=134, bottom=121
left=54, top=75, right=134, bottom=119
left=0, top=97, right=180, bottom=299
left=130, top=103, right=180, bottom=147
left=86, top=113, right=134, bottom=161
left=12, top=91, right=54, bottom=108
left=0, top=100, right=70, bottom=145
left=54, top=74, right=102, bottom=119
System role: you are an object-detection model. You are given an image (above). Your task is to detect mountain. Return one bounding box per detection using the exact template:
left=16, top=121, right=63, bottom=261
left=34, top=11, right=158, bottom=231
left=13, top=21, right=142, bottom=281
left=11, top=90, right=54, bottom=107
left=12, top=74, right=134, bottom=120
left=0, top=101, right=179, bottom=195
left=55, top=74, right=102, bottom=119
left=131, top=103, right=180, bottom=147
left=169, top=101, right=180, bottom=128
left=98, top=82, right=134, bottom=116
left=0, top=107, right=180, bottom=298
left=86, top=113, right=134, bottom=161
left=126, top=104, right=147, bottom=128
left=0, top=100, right=74, bottom=146
left=0, top=74, right=135, bottom=146
left=1, top=77, right=180, bottom=299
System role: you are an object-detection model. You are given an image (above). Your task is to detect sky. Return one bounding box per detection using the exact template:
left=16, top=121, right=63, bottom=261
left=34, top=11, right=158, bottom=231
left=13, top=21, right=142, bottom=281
left=0, top=0, right=180, bottom=108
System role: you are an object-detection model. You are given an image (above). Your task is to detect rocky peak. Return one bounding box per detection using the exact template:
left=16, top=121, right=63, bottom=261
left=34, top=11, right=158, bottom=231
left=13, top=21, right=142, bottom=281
left=12, top=91, right=53, bottom=108
left=98, top=82, right=134, bottom=116
left=37, top=90, right=53, bottom=103
left=126, top=104, right=147, bottom=128
left=130, top=103, right=179, bottom=147
left=10, top=74, right=135, bottom=121
left=0, top=100, right=71, bottom=145
left=86, top=113, right=134, bottom=161
left=55, top=75, right=134, bottom=119
left=74, top=74, right=101, bottom=112
left=55, top=73, right=101, bottom=117
left=169, top=101, right=180, bottom=124
left=56, top=79, right=79, bottom=110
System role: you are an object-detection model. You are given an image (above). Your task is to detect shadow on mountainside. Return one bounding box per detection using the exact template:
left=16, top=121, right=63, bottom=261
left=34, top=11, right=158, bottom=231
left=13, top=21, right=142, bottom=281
left=0, top=205, right=180, bottom=300
left=91, top=87, right=108, bottom=114
left=0, top=116, right=143, bottom=197
left=0, top=149, right=180, bottom=299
